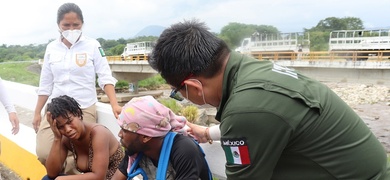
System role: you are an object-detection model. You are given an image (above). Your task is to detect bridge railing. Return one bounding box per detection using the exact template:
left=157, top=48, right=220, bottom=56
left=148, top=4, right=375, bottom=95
left=247, top=50, right=390, bottom=61
left=106, top=55, right=149, bottom=62
left=106, top=50, right=390, bottom=63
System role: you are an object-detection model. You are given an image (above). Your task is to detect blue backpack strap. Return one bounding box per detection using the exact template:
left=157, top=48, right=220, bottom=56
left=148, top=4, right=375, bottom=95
left=129, top=132, right=212, bottom=180
left=156, top=132, right=177, bottom=180
left=127, top=153, right=148, bottom=180
left=193, top=140, right=213, bottom=180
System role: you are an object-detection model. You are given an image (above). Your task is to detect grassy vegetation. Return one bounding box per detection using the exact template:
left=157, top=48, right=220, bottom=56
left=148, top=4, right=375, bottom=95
left=115, top=79, right=129, bottom=89
left=138, top=74, right=167, bottom=90
left=182, top=105, right=199, bottom=123
left=0, top=62, right=167, bottom=90
left=158, top=98, right=183, bottom=115
left=0, top=62, right=40, bottom=86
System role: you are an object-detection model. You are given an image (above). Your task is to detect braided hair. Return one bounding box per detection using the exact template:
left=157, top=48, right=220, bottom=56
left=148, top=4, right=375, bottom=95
left=47, top=95, right=83, bottom=120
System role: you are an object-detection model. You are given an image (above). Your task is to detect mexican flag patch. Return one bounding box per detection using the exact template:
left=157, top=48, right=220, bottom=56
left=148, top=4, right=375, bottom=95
left=222, top=138, right=251, bottom=165
left=98, top=47, right=106, bottom=57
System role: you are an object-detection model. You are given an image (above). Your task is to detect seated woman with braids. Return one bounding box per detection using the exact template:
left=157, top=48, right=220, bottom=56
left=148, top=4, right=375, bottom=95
left=42, top=95, right=124, bottom=180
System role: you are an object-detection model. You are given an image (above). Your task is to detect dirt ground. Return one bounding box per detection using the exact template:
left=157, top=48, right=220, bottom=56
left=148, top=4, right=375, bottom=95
left=353, top=102, right=390, bottom=151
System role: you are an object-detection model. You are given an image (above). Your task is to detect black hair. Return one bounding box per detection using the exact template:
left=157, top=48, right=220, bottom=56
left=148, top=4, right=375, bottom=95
left=149, top=19, right=230, bottom=88
left=47, top=95, right=83, bottom=120
left=57, top=2, right=84, bottom=25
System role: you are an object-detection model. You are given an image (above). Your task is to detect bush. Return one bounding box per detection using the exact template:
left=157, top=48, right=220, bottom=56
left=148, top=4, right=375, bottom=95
left=158, top=98, right=182, bottom=115
left=115, top=80, right=129, bottom=89
left=139, top=74, right=166, bottom=90
left=181, top=105, right=199, bottom=123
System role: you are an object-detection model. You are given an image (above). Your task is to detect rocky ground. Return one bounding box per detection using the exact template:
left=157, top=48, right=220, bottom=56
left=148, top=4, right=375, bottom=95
left=1, top=71, right=389, bottom=179
left=0, top=164, right=22, bottom=180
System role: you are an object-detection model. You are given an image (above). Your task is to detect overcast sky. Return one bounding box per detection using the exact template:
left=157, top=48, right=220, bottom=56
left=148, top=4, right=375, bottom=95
left=2, top=0, right=389, bottom=45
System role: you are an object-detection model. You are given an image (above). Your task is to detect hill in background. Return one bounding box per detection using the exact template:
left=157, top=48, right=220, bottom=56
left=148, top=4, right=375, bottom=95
left=134, top=25, right=166, bottom=37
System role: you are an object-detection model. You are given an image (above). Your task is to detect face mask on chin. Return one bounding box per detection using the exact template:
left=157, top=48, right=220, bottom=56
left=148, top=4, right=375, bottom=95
left=61, top=29, right=82, bottom=45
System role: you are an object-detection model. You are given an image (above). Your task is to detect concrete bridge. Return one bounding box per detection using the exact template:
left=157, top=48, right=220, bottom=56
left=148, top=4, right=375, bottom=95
left=37, top=58, right=159, bottom=94
left=108, top=60, right=157, bottom=84
left=38, top=56, right=390, bottom=88
left=107, top=59, right=390, bottom=87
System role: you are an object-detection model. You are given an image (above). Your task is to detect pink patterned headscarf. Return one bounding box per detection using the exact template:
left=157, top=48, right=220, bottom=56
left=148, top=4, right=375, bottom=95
left=117, top=95, right=187, bottom=137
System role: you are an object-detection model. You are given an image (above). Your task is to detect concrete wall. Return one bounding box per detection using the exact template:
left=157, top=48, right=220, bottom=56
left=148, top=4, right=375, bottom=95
left=0, top=81, right=46, bottom=180
left=274, top=60, right=390, bottom=86
left=293, top=67, right=390, bottom=85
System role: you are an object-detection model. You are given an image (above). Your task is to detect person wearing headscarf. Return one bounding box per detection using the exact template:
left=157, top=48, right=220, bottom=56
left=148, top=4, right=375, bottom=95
left=112, top=95, right=212, bottom=180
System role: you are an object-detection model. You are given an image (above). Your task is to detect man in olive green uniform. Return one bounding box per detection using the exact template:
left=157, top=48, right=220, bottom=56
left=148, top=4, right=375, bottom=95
left=149, top=19, right=390, bottom=179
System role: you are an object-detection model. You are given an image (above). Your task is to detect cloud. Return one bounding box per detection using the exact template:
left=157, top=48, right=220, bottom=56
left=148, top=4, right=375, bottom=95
left=1, top=0, right=389, bottom=45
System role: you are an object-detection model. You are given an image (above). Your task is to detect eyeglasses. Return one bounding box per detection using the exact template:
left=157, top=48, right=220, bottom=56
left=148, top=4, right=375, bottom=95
left=169, top=74, right=193, bottom=101
left=169, top=88, right=184, bottom=101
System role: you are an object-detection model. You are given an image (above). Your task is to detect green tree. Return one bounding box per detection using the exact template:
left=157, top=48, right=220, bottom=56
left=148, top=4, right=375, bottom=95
left=5, top=53, right=18, bottom=61
left=128, top=36, right=158, bottom=43
left=36, top=51, right=45, bottom=59
left=0, top=48, right=7, bottom=61
left=311, top=17, right=363, bottom=31
left=342, top=17, right=364, bottom=30
left=23, top=51, right=35, bottom=59
left=219, top=22, right=255, bottom=48
left=109, top=44, right=126, bottom=55
left=97, top=36, right=159, bottom=57
left=101, top=39, right=119, bottom=50
left=219, top=22, right=278, bottom=48
left=117, top=38, right=127, bottom=44
left=0, top=43, right=48, bottom=61
left=309, top=31, right=329, bottom=51
left=305, top=16, right=364, bottom=51
left=96, top=38, right=106, bottom=46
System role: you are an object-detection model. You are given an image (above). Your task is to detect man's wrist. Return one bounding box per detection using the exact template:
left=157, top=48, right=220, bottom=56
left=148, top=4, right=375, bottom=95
left=204, top=127, right=213, bottom=144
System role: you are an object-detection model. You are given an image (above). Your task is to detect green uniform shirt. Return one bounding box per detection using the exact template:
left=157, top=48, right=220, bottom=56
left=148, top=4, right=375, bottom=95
left=216, top=52, right=389, bottom=179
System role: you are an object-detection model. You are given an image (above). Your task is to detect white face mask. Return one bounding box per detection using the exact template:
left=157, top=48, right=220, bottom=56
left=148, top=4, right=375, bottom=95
left=61, top=29, right=82, bottom=44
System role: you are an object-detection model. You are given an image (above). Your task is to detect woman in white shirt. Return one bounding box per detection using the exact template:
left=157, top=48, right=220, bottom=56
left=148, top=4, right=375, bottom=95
left=32, top=2, right=121, bottom=175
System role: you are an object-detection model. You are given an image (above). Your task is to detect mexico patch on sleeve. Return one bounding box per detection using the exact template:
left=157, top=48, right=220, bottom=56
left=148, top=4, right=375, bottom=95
left=98, top=47, right=106, bottom=57
left=221, top=137, right=251, bottom=165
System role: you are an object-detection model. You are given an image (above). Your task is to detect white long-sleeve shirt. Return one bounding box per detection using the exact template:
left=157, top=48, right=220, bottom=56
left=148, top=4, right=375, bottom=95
left=37, top=35, right=117, bottom=108
left=0, top=77, right=16, bottom=113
